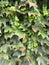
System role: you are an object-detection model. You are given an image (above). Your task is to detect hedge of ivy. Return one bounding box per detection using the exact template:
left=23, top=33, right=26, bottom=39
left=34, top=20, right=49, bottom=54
left=0, top=0, right=49, bottom=65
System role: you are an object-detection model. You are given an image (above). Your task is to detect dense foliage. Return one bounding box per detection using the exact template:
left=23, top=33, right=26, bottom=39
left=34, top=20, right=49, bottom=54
left=0, top=0, right=49, bottom=65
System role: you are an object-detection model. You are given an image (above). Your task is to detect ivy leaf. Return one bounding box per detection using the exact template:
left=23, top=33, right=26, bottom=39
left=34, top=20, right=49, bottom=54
left=29, top=2, right=37, bottom=8
left=38, top=29, right=47, bottom=39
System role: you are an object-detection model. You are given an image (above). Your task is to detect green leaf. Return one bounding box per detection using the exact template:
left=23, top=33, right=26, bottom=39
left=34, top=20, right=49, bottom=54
left=38, top=29, right=47, bottom=39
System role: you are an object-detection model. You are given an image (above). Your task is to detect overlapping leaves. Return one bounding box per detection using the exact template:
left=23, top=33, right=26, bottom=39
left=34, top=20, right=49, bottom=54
left=0, top=0, right=49, bottom=65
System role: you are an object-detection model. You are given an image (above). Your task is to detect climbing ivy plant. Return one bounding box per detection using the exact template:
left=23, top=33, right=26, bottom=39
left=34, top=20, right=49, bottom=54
left=0, top=0, right=49, bottom=65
